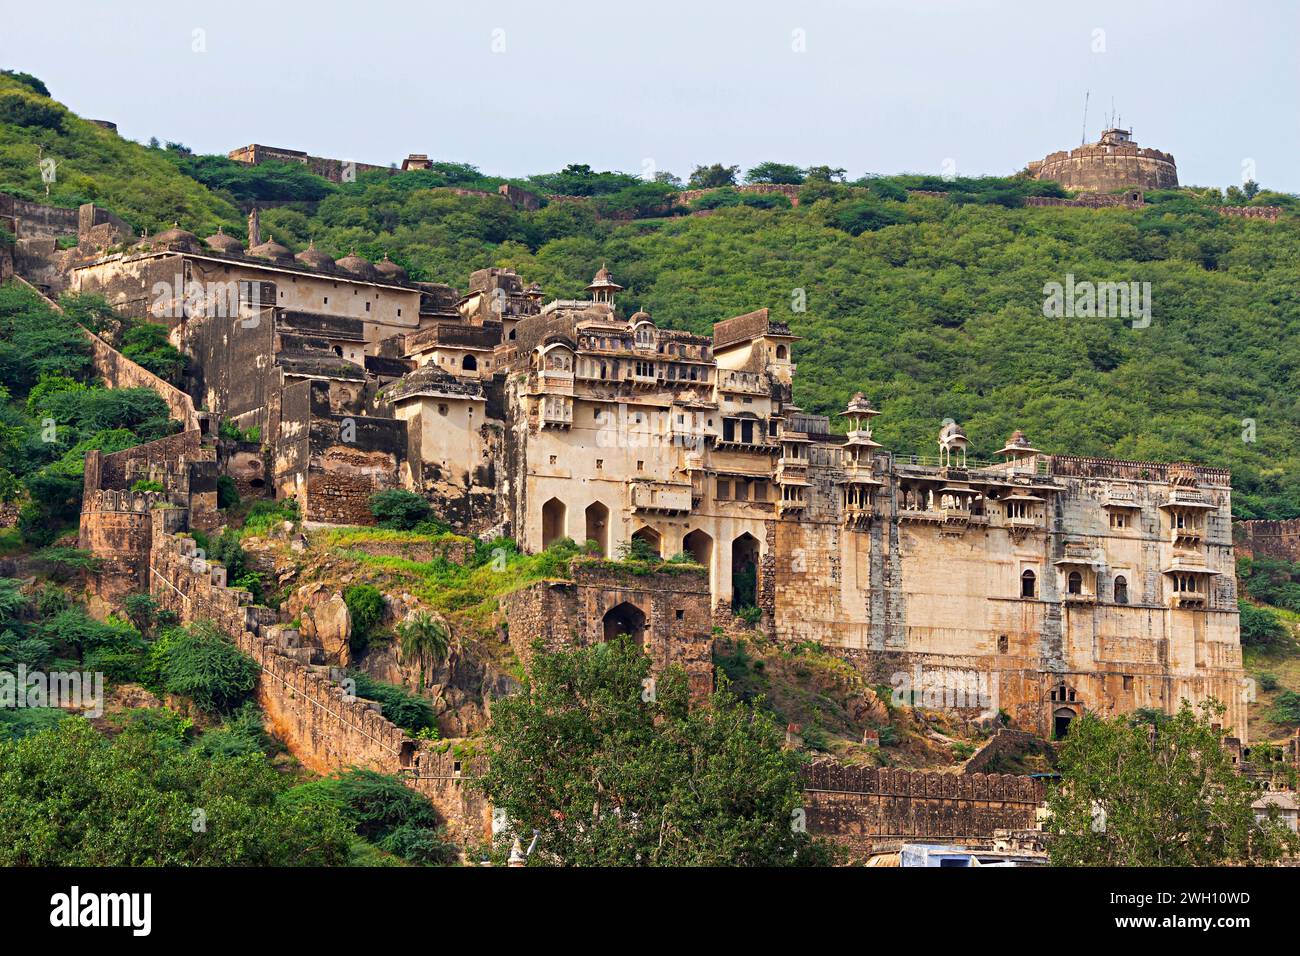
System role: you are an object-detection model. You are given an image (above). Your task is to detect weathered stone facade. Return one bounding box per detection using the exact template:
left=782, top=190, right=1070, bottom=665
left=802, top=761, right=1045, bottom=856
left=504, top=562, right=714, bottom=698
left=53, top=223, right=1247, bottom=744
left=1028, top=128, right=1178, bottom=192
left=1235, top=517, right=1300, bottom=562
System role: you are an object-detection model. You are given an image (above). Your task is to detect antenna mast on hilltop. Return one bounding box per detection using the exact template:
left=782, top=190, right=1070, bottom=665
left=1080, top=91, right=1089, bottom=145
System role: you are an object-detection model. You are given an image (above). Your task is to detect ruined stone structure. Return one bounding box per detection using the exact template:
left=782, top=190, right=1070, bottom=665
left=1028, top=127, right=1178, bottom=193
left=0, top=191, right=132, bottom=294
left=1025, top=190, right=1146, bottom=209
left=79, top=430, right=218, bottom=603
left=227, top=143, right=395, bottom=184
left=503, top=562, right=714, bottom=698
left=802, top=761, right=1045, bottom=856
left=1214, top=205, right=1283, bottom=221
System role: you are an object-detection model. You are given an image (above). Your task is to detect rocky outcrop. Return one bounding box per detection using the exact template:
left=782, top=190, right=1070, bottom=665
left=285, top=582, right=352, bottom=666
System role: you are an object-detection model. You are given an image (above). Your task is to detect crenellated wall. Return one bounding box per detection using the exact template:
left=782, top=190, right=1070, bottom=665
left=1236, top=518, right=1300, bottom=562
left=801, top=760, right=1045, bottom=856
left=146, top=522, right=491, bottom=843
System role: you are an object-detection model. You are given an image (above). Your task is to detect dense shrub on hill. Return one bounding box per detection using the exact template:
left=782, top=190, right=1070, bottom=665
left=0, top=715, right=350, bottom=865
left=147, top=621, right=259, bottom=714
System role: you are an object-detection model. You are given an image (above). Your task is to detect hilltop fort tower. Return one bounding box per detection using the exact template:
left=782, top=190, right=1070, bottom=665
left=1028, top=127, right=1178, bottom=192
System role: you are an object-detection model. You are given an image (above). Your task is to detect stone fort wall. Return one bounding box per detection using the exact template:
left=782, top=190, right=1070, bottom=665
left=1236, top=518, right=1300, bottom=563
left=84, top=327, right=202, bottom=432
left=503, top=561, right=715, bottom=698
left=146, top=521, right=491, bottom=843
left=801, top=761, right=1045, bottom=856
left=1032, top=142, right=1178, bottom=192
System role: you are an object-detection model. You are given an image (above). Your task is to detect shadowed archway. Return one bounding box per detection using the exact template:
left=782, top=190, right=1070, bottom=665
left=631, top=526, right=662, bottom=559
left=541, top=497, right=566, bottom=549
left=603, top=601, right=646, bottom=644
left=683, top=529, right=713, bottom=567
left=585, top=501, right=610, bottom=557
left=732, top=532, right=759, bottom=611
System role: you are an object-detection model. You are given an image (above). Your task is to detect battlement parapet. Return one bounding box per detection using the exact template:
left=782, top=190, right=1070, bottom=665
left=1048, top=454, right=1230, bottom=486
left=800, top=760, right=1046, bottom=856
left=82, top=487, right=175, bottom=514
left=1214, top=205, right=1282, bottom=221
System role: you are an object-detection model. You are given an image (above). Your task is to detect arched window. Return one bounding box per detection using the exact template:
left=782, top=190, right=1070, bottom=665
left=541, top=498, right=566, bottom=550
left=775, top=344, right=788, bottom=360
left=1021, top=569, right=1036, bottom=598
left=1067, top=570, right=1083, bottom=595
left=462, top=354, right=478, bottom=371
left=1114, top=575, right=1129, bottom=605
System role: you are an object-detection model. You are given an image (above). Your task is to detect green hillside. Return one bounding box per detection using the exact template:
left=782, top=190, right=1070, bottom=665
left=0, top=72, right=237, bottom=232
left=240, top=165, right=1300, bottom=520
left=4, top=70, right=1300, bottom=518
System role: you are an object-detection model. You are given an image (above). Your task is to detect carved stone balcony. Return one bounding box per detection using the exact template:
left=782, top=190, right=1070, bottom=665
left=630, top=480, right=692, bottom=515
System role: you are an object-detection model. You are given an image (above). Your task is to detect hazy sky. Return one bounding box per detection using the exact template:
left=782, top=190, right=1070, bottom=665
left=4, top=0, right=1297, bottom=191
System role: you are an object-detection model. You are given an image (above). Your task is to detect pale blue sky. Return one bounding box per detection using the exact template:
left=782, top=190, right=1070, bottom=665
left=4, top=0, right=1297, bottom=190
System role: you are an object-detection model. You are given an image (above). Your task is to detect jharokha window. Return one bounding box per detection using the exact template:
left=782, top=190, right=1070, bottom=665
left=1021, top=569, right=1036, bottom=598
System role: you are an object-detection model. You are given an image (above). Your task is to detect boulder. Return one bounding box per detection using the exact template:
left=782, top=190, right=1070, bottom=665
left=286, top=582, right=352, bottom=666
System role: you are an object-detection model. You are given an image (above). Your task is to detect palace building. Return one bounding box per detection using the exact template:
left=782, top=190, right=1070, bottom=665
left=65, top=231, right=1246, bottom=740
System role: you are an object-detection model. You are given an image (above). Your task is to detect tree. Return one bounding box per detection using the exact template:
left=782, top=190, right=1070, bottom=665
left=369, top=488, right=432, bottom=530
left=831, top=198, right=906, bottom=235
left=0, top=715, right=350, bottom=865
left=396, top=610, right=451, bottom=689
left=0, top=70, right=50, bottom=97
left=478, top=637, right=842, bottom=866
left=745, top=162, right=805, bottom=185
left=1044, top=700, right=1298, bottom=866
left=148, top=621, right=259, bottom=714
left=120, top=322, right=187, bottom=385
left=687, top=163, right=739, bottom=189
left=343, top=583, right=386, bottom=653
left=1238, top=600, right=1290, bottom=648
left=804, top=165, right=848, bottom=184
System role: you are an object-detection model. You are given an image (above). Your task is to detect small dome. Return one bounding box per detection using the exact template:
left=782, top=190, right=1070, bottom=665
left=205, top=226, right=244, bottom=254
left=336, top=251, right=376, bottom=279
left=997, top=430, right=1041, bottom=458
left=586, top=262, right=623, bottom=293
left=249, top=236, right=292, bottom=261
left=294, top=241, right=335, bottom=270
left=629, top=310, right=651, bottom=322
left=939, top=421, right=969, bottom=444
left=152, top=223, right=200, bottom=252
left=840, top=392, right=878, bottom=417
left=373, top=255, right=407, bottom=281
